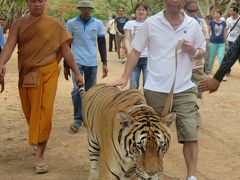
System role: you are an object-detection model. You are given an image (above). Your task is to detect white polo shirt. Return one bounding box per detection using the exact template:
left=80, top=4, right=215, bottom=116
left=132, top=10, right=205, bottom=93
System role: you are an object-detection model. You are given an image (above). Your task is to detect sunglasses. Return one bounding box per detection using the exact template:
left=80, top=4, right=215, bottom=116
left=186, top=9, right=198, bottom=13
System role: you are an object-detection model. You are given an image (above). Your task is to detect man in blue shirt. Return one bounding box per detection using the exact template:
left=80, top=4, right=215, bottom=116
left=0, top=24, right=4, bottom=54
left=64, top=0, right=108, bottom=133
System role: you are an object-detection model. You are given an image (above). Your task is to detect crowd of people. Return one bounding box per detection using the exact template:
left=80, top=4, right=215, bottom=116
left=0, top=0, right=239, bottom=179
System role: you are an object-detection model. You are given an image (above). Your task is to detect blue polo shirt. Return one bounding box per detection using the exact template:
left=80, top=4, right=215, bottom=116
left=66, top=16, right=105, bottom=66
left=0, top=26, right=4, bottom=46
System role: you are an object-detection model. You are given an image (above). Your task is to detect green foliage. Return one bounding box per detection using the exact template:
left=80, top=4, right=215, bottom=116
left=0, top=0, right=28, bottom=32
left=45, top=0, right=240, bottom=23
left=47, top=0, right=79, bottom=22
left=16, top=0, right=27, bottom=6
left=102, top=0, right=164, bottom=16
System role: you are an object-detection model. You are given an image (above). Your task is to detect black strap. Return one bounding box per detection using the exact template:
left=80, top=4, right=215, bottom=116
left=227, top=17, right=240, bottom=37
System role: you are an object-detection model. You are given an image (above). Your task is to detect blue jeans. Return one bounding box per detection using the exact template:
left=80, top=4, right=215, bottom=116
left=71, top=65, right=97, bottom=128
left=130, top=57, right=148, bottom=89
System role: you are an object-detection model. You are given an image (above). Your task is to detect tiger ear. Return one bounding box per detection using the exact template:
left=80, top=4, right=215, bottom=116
left=159, top=112, right=176, bottom=128
left=117, top=111, right=133, bottom=128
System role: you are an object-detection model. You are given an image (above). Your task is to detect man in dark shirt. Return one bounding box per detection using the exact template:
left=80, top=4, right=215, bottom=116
left=198, top=34, right=240, bottom=93
left=115, top=7, right=129, bottom=63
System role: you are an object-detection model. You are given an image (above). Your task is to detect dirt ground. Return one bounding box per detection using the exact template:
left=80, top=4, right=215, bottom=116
left=1, top=45, right=240, bottom=180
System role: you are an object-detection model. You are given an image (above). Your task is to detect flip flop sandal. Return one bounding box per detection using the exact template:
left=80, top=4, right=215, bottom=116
left=70, top=124, right=79, bottom=133
left=35, top=163, right=49, bottom=174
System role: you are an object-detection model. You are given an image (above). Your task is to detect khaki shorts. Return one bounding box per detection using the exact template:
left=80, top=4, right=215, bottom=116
left=191, top=67, right=207, bottom=85
left=115, top=34, right=125, bottom=50
left=144, top=88, right=201, bottom=143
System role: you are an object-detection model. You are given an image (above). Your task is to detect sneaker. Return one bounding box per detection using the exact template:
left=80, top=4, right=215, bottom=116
left=70, top=123, right=79, bottom=133
left=223, top=76, right=227, bottom=81
left=186, top=176, right=198, bottom=180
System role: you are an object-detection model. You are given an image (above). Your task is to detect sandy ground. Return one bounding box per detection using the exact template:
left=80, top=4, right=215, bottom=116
left=1, top=46, right=240, bottom=180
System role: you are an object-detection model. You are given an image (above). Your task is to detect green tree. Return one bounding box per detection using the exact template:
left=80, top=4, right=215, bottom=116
left=103, top=0, right=164, bottom=16
left=0, top=0, right=28, bottom=32
left=1, top=0, right=240, bottom=32
left=198, top=0, right=240, bottom=18
left=47, top=0, right=79, bottom=23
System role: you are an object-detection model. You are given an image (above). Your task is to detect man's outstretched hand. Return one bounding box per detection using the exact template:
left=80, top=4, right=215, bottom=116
left=107, top=77, right=128, bottom=89
left=198, top=77, right=220, bottom=93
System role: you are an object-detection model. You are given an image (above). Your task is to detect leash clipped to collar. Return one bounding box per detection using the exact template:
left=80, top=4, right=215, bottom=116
left=161, top=39, right=185, bottom=117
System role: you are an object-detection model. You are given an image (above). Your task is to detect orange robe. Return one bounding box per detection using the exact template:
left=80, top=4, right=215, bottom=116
left=17, top=15, right=72, bottom=145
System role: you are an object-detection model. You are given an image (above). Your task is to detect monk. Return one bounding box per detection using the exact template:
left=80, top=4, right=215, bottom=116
left=0, top=0, right=84, bottom=173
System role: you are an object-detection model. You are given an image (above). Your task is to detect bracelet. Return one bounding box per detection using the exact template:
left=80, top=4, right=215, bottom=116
left=192, top=49, right=199, bottom=58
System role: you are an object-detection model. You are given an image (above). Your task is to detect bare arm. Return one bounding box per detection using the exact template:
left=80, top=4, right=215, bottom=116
left=60, top=42, right=84, bottom=85
left=108, top=48, right=140, bottom=88
left=124, top=29, right=132, bottom=55
left=114, top=22, right=121, bottom=35
left=0, top=20, right=19, bottom=77
left=123, top=49, right=141, bottom=79
left=0, top=19, right=19, bottom=92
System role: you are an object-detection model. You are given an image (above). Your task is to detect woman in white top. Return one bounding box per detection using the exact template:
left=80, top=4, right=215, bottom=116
left=124, top=2, right=148, bottom=89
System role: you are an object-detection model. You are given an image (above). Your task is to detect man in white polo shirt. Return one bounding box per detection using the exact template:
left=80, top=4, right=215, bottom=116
left=109, top=0, right=205, bottom=180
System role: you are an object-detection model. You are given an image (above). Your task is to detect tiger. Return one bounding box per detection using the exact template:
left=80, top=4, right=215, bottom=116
left=81, top=83, right=175, bottom=180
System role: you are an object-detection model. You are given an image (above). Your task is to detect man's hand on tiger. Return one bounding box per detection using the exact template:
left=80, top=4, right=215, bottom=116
left=64, top=66, right=71, bottom=81
left=107, top=77, right=128, bottom=89
left=102, top=64, right=108, bottom=78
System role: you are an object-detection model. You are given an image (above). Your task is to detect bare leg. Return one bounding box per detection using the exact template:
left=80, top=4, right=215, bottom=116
left=117, top=48, right=121, bottom=59
left=120, top=48, right=126, bottom=59
left=36, top=141, right=47, bottom=161
left=35, top=141, right=49, bottom=173
left=183, top=141, right=198, bottom=177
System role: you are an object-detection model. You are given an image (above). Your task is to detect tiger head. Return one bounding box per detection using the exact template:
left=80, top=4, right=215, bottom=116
left=117, top=104, right=175, bottom=179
